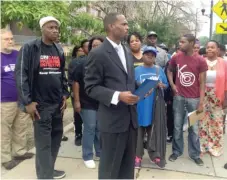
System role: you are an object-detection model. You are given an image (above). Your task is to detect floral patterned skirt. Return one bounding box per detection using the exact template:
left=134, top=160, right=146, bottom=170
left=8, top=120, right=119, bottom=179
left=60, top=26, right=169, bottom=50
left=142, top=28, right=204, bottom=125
left=199, top=87, right=224, bottom=157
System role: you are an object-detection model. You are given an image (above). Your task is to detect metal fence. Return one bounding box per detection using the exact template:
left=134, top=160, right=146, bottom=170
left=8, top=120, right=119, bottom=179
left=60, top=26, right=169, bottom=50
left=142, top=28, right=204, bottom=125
left=14, top=35, right=38, bottom=45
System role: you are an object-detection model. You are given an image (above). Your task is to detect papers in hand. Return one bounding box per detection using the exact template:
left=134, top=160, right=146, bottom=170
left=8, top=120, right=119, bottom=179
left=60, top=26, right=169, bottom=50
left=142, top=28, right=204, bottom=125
left=134, top=79, right=159, bottom=101
left=187, top=110, right=205, bottom=127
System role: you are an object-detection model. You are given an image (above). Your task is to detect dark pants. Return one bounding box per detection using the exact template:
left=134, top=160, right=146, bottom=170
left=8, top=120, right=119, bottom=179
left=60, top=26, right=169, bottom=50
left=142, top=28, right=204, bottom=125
left=136, top=126, right=151, bottom=158
left=34, top=104, right=63, bottom=179
left=166, top=103, right=174, bottom=137
left=71, top=96, right=83, bottom=136
left=98, top=125, right=137, bottom=179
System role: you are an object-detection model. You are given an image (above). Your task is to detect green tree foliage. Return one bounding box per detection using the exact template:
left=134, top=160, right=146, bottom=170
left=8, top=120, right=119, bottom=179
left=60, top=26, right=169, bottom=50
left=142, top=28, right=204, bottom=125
left=198, top=36, right=209, bottom=47
left=212, top=33, right=227, bottom=45
left=1, top=1, right=104, bottom=43
left=92, top=0, right=195, bottom=48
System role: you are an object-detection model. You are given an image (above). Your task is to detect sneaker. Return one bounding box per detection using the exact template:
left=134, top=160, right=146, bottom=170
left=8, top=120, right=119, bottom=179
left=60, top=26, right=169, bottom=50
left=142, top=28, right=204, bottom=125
left=169, top=154, right=178, bottom=162
left=224, top=163, right=227, bottom=169
left=167, top=136, right=173, bottom=144
left=14, top=152, right=34, bottom=160
left=53, top=170, right=66, bottom=179
left=134, top=156, right=142, bottom=169
left=190, top=157, right=204, bottom=166
left=2, top=159, right=23, bottom=170
left=152, top=157, right=165, bottom=168
left=84, top=160, right=96, bottom=169
left=75, top=135, right=82, bottom=146
left=61, top=136, right=68, bottom=141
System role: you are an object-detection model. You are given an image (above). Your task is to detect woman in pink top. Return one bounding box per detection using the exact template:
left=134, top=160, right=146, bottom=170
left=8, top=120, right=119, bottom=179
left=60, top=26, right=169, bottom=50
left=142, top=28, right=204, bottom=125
left=199, top=40, right=227, bottom=157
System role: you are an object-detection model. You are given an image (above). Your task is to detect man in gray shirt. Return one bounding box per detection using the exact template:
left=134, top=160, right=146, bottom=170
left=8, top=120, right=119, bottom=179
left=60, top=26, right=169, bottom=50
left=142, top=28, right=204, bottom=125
left=145, top=31, right=168, bottom=68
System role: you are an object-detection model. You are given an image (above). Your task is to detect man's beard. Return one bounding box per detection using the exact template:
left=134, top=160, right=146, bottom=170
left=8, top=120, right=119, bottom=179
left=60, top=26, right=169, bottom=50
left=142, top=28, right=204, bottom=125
left=2, top=46, right=14, bottom=53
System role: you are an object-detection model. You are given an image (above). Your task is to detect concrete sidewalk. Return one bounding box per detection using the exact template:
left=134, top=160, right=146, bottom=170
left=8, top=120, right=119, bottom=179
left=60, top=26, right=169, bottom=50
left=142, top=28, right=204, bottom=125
left=2, top=130, right=226, bottom=179
left=57, top=131, right=227, bottom=179
left=1, top=157, right=225, bottom=179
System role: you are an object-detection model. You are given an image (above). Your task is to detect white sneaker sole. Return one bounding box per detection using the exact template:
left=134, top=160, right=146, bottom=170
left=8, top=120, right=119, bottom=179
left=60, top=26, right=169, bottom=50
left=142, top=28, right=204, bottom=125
left=54, top=173, right=66, bottom=179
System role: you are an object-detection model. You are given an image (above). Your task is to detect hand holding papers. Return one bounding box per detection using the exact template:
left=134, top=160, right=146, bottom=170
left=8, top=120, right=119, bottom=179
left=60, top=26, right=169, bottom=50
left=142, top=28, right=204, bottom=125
left=134, top=79, right=159, bottom=101
left=188, top=110, right=205, bottom=127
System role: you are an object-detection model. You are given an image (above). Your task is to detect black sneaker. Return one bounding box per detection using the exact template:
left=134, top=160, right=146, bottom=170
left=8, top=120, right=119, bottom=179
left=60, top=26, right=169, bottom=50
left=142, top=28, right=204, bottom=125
left=75, top=135, right=82, bottom=146
left=167, top=136, right=173, bottom=144
left=169, top=154, right=178, bottom=162
left=191, top=158, right=204, bottom=166
left=224, top=163, right=227, bottom=169
left=53, top=170, right=66, bottom=179
left=62, top=136, right=68, bottom=141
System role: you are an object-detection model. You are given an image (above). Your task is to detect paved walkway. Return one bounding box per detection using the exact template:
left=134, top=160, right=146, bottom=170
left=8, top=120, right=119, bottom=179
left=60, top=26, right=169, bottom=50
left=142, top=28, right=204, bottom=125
left=1, top=108, right=227, bottom=179
left=2, top=157, right=225, bottom=179
left=2, top=130, right=226, bottom=179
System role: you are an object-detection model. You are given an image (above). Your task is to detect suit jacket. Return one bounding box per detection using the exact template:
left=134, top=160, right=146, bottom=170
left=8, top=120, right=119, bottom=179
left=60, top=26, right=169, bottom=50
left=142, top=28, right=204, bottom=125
left=84, top=38, right=138, bottom=133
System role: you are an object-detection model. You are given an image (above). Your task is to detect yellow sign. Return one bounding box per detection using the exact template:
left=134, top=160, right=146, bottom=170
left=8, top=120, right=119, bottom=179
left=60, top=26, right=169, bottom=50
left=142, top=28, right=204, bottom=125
left=215, top=23, right=227, bottom=34
left=212, top=0, right=227, bottom=20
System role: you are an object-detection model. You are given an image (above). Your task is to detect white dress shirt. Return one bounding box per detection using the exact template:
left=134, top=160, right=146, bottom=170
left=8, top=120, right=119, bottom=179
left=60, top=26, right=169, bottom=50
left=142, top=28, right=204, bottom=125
left=106, top=37, right=127, bottom=72
left=106, top=37, right=128, bottom=105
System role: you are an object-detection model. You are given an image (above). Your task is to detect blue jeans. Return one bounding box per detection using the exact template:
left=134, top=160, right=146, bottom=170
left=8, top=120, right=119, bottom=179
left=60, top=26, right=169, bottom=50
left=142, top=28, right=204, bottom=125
left=172, top=96, right=201, bottom=159
left=80, top=109, right=100, bottom=161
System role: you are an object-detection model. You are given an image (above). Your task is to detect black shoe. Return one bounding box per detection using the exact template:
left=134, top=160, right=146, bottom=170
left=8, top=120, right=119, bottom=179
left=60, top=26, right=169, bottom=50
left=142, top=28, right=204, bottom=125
left=167, top=136, right=173, bottom=144
left=191, top=158, right=204, bottom=166
left=14, top=152, right=34, bottom=160
left=2, top=159, right=23, bottom=170
left=75, top=135, right=82, bottom=146
left=224, top=163, right=227, bottom=169
left=62, top=136, right=68, bottom=141
left=169, top=154, right=178, bottom=162
left=53, top=170, right=66, bottom=179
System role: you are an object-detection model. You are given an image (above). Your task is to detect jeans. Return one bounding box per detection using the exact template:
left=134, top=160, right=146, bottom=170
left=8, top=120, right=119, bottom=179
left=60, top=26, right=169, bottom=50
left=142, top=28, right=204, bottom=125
left=34, top=104, right=63, bottom=179
left=172, top=96, right=201, bottom=159
left=80, top=109, right=100, bottom=161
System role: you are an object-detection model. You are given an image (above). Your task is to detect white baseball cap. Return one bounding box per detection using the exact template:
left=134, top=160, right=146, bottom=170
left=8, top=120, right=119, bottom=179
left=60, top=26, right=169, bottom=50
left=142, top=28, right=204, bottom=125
left=39, top=16, right=60, bottom=29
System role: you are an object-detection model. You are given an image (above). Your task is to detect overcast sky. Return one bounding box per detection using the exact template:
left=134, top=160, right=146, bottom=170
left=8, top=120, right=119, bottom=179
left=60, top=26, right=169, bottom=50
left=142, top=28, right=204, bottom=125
left=196, top=0, right=224, bottom=37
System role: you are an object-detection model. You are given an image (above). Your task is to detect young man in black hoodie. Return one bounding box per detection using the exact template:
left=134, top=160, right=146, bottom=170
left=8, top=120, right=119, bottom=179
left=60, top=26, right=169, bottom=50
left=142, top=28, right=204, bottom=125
left=15, top=16, right=69, bottom=179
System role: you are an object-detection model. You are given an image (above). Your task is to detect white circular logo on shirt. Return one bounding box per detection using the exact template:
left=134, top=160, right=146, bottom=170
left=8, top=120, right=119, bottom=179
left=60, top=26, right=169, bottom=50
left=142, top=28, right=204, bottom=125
left=177, top=64, right=195, bottom=87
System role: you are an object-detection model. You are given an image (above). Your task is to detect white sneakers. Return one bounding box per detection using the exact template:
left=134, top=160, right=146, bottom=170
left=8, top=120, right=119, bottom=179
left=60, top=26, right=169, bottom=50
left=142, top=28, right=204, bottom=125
left=84, top=160, right=96, bottom=169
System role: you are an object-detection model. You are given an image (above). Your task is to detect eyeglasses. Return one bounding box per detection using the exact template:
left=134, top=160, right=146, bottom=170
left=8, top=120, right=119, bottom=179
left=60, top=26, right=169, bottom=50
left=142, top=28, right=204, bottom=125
left=2, top=38, right=14, bottom=42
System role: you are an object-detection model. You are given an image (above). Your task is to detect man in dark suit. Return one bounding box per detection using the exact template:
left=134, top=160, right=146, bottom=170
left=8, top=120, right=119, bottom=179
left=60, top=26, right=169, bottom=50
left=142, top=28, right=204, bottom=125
left=84, top=13, right=139, bottom=179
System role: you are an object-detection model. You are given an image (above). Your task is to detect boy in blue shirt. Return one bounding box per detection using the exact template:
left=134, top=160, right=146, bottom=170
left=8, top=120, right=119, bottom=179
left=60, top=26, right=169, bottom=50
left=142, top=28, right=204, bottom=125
left=134, top=46, right=168, bottom=168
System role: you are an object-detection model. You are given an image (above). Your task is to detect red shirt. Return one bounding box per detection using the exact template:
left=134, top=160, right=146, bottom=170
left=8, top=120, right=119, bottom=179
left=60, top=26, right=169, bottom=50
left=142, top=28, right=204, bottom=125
left=169, top=52, right=208, bottom=98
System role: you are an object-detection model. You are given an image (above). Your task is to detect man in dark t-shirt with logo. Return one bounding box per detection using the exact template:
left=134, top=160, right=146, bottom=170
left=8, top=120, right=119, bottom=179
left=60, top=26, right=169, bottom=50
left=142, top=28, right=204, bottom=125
left=15, top=16, right=69, bottom=179
left=167, top=34, right=208, bottom=166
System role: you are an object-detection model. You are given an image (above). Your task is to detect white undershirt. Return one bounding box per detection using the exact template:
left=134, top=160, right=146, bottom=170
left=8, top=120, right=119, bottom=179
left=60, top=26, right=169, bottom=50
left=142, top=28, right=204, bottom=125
left=106, top=37, right=128, bottom=105
left=206, top=70, right=216, bottom=87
